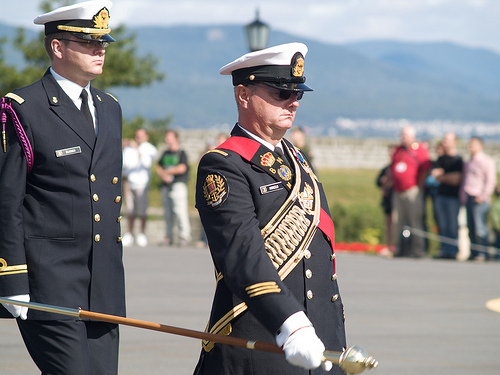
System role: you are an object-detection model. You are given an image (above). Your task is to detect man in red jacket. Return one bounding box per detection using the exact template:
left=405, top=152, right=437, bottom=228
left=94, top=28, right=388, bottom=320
left=391, top=126, right=432, bottom=257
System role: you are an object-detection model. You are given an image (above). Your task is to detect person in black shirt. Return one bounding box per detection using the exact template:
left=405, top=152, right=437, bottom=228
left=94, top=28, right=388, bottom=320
left=431, top=132, right=463, bottom=259
left=156, top=130, right=191, bottom=246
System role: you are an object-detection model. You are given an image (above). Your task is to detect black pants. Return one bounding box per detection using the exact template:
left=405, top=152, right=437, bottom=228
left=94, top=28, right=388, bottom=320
left=17, top=319, right=119, bottom=375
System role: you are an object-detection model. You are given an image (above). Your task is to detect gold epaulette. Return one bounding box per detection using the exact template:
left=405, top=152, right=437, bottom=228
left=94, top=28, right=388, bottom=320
left=5, top=93, right=25, bottom=105
left=106, top=92, right=119, bottom=102
left=206, top=149, right=228, bottom=157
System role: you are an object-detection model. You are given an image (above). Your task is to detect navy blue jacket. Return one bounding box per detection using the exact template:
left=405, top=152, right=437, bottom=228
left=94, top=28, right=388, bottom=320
left=0, top=70, right=125, bottom=319
left=194, top=125, right=346, bottom=375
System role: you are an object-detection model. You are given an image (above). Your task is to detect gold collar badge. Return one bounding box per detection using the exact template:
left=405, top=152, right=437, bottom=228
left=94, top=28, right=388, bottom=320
left=260, top=152, right=276, bottom=168
left=93, top=7, right=110, bottom=29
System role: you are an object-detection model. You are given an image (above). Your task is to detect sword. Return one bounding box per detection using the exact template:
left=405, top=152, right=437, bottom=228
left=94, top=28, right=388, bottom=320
left=0, top=297, right=378, bottom=374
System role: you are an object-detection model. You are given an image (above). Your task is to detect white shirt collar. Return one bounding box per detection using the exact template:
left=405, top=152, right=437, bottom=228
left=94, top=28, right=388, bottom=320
left=50, top=67, right=91, bottom=107
left=50, top=67, right=97, bottom=135
left=237, top=124, right=284, bottom=152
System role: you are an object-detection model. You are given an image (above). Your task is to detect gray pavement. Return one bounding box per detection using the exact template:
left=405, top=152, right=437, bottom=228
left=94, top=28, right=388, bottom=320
left=1, top=246, right=499, bottom=374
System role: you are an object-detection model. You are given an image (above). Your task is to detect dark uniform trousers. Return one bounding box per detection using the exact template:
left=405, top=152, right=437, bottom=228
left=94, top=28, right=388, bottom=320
left=0, top=70, right=126, bottom=374
left=194, top=125, right=346, bottom=375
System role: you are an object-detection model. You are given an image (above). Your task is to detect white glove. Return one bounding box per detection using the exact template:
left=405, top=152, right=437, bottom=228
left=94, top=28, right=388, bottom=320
left=276, top=311, right=332, bottom=371
left=282, top=326, right=330, bottom=370
left=1, top=294, right=30, bottom=320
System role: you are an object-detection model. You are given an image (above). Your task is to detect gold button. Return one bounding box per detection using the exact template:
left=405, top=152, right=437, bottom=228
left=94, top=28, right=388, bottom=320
left=115, top=196, right=121, bottom=203
left=331, top=273, right=338, bottom=281
left=93, top=194, right=99, bottom=202
left=94, top=214, right=101, bottom=222
left=112, top=177, right=118, bottom=184
left=117, top=236, right=122, bottom=243
left=304, top=250, right=311, bottom=259
left=305, top=269, right=313, bottom=279
left=330, top=253, right=336, bottom=261
left=306, top=290, right=313, bottom=300
left=331, top=294, right=339, bottom=302
left=94, top=234, right=101, bottom=242
left=117, top=216, right=122, bottom=222
left=90, top=174, right=96, bottom=182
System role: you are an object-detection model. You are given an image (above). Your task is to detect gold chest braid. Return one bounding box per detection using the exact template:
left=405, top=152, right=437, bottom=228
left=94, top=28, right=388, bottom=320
left=261, top=156, right=321, bottom=279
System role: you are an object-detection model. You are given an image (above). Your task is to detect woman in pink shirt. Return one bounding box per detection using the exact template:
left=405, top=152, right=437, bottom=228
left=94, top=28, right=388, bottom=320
left=460, top=137, right=497, bottom=260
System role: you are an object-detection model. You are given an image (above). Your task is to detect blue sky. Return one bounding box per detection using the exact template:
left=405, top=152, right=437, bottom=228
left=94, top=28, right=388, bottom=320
left=2, top=0, right=500, bottom=53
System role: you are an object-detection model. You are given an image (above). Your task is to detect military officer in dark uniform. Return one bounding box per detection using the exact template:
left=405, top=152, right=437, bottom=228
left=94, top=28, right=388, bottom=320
left=194, top=43, right=347, bottom=374
left=0, top=1, right=125, bottom=374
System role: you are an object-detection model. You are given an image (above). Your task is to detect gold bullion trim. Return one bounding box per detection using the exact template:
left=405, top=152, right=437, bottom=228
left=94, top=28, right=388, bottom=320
left=0, top=258, right=28, bottom=276
left=202, top=302, right=247, bottom=352
left=57, top=25, right=111, bottom=35
left=245, top=281, right=281, bottom=298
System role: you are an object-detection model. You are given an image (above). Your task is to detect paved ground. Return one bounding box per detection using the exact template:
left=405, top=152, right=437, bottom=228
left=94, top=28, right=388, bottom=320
left=1, top=246, right=499, bottom=375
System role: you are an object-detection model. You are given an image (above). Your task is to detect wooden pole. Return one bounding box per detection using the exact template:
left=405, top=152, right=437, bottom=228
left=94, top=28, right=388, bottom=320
left=0, top=297, right=377, bottom=373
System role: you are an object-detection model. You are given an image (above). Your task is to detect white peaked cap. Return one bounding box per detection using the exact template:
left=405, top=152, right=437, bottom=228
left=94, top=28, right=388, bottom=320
left=219, top=42, right=312, bottom=91
left=34, top=0, right=113, bottom=25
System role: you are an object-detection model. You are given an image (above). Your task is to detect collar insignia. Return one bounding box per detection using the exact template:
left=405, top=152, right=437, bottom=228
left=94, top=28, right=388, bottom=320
left=260, top=152, right=276, bottom=167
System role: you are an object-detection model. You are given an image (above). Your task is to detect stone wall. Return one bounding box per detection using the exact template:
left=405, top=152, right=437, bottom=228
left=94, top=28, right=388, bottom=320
left=173, top=129, right=500, bottom=171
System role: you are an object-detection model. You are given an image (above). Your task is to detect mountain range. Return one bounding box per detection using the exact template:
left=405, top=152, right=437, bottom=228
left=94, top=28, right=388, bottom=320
left=1, top=23, right=500, bottom=135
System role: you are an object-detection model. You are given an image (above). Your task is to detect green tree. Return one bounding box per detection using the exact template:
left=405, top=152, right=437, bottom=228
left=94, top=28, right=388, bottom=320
left=122, top=115, right=172, bottom=146
left=0, top=0, right=168, bottom=133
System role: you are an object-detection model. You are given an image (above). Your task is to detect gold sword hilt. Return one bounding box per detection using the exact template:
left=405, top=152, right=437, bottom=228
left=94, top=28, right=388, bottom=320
left=323, top=346, right=378, bottom=374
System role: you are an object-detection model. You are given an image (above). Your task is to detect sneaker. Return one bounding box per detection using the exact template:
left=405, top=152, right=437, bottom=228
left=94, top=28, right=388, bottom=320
left=136, top=233, right=148, bottom=247
left=122, top=232, right=134, bottom=247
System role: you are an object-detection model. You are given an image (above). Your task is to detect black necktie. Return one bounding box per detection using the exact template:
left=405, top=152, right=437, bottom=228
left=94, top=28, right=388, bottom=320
left=275, top=146, right=290, bottom=168
left=80, top=89, right=94, bottom=132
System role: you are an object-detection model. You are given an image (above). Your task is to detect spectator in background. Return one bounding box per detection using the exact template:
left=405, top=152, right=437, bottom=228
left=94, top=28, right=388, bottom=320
left=425, top=142, right=444, bottom=232
left=390, top=126, right=432, bottom=257
left=460, top=137, right=497, bottom=261
left=376, top=145, right=396, bottom=256
left=488, top=186, right=500, bottom=261
left=290, top=126, right=313, bottom=161
left=431, top=133, right=463, bottom=259
left=156, top=130, right=191, bottom=246
left=122, top=129, right=158, bottom=247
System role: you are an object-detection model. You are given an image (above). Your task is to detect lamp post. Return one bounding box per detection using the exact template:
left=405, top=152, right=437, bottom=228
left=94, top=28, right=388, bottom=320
left=245, top=9, right=270, bottom=52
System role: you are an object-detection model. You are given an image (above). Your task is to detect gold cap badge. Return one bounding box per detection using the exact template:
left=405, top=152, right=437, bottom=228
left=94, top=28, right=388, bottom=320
left=292, top=53, right=305, bottom=78
left=93, top=7, right=110, bottom=29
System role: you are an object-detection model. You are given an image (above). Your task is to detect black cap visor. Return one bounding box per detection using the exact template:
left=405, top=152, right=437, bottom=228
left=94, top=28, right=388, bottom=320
left=232, top=65, right=313, bottom=91
left=72, top=32, right=115, bottom=42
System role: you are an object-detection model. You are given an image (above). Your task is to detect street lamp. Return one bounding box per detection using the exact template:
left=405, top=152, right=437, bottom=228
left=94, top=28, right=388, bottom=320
left=245, top=9, right=270, bottom=52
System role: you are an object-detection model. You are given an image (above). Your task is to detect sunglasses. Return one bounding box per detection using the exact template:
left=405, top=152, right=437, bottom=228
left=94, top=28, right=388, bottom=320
left=254, top=84, right=304, bottom=101
left=58, top=39, right=111, bottom=49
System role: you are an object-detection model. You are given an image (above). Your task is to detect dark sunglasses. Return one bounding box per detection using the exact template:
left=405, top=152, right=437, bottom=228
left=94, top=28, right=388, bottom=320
left=254, top=84, right=304, bottom=101
left=58, top=38, right=110, bottom=49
